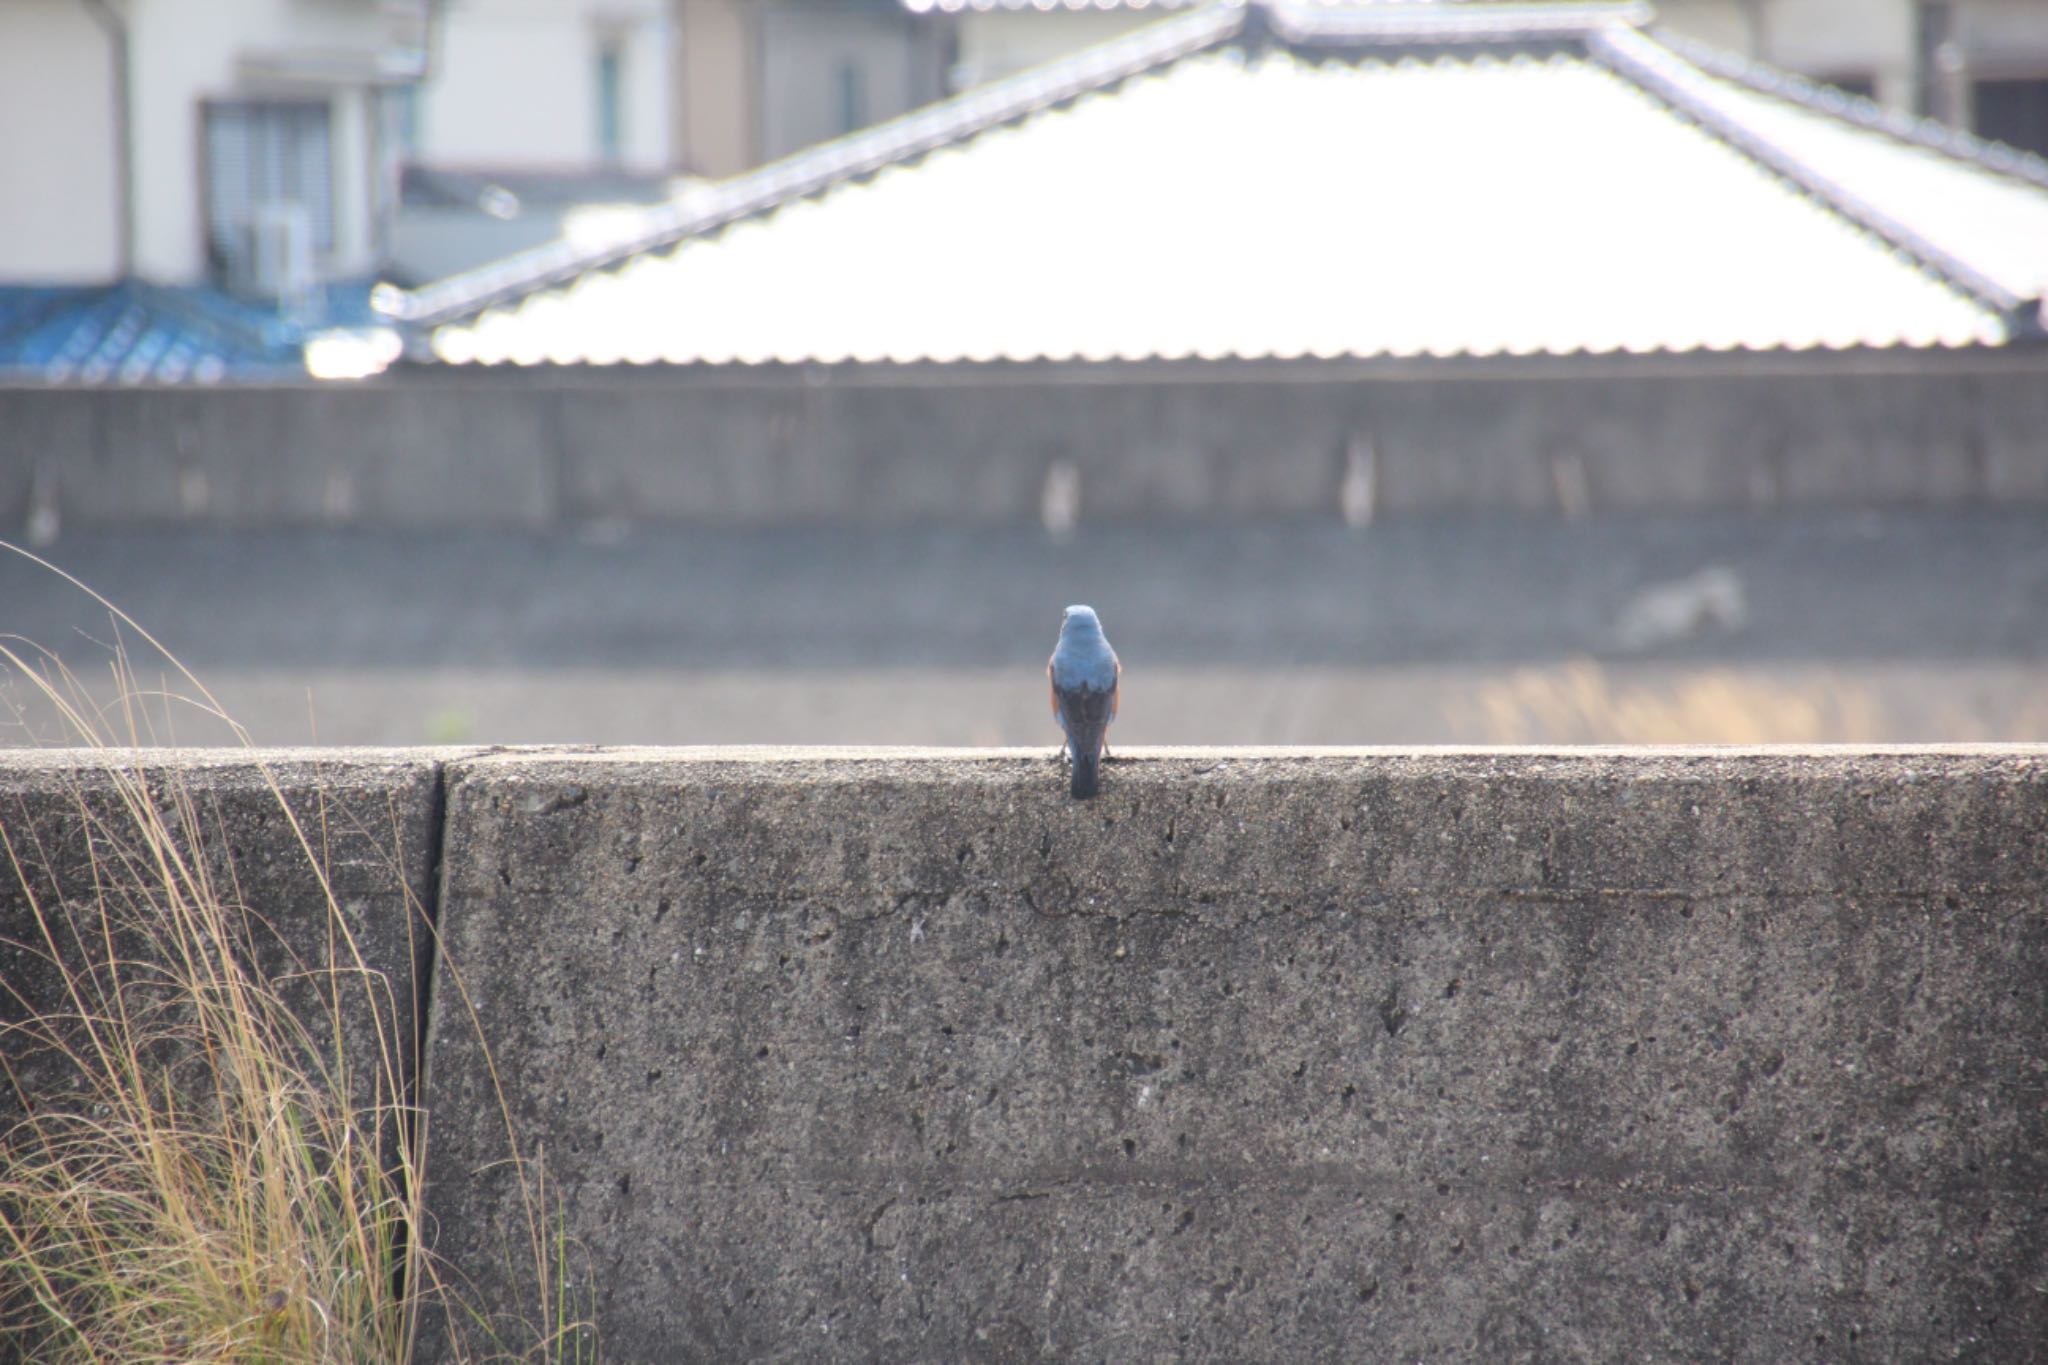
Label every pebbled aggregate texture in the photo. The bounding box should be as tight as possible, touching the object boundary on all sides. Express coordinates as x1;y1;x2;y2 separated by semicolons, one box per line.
421;748;2048;1362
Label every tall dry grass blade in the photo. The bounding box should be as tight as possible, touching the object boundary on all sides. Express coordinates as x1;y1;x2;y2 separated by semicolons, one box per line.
0;540;596;1362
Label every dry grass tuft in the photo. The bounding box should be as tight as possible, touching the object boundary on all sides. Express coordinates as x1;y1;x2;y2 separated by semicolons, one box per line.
0;543;594;1363
1465;658;1888;745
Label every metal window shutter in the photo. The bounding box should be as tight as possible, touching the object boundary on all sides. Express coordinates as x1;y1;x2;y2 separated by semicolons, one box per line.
204;102;336;255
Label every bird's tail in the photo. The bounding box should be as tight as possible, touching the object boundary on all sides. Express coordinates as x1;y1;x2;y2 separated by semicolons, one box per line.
1070;748;1101;800
1056;684;1115;800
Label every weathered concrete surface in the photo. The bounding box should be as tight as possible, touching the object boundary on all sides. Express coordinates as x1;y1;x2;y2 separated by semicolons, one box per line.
423;747;2048;1361
0;750;447;1121
0;385;557;530
8;349;2048;530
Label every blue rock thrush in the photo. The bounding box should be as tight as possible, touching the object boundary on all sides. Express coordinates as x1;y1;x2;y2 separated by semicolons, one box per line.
1048;604;1120;799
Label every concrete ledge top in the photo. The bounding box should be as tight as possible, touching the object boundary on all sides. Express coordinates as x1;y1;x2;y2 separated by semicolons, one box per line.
5;743;2045;766
0;747;456;787
0;746;481;767
2;744;2042;799
442;743;2048;762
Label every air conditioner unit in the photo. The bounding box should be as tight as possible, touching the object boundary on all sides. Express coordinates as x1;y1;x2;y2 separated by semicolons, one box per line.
233;201;317;313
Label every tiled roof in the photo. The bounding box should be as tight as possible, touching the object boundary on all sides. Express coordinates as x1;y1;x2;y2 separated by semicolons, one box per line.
388;0;2048;367
0;280;379;384
1599;29;2048;317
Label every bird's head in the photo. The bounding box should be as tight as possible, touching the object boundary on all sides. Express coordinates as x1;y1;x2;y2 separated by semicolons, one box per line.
1060;605;1103;639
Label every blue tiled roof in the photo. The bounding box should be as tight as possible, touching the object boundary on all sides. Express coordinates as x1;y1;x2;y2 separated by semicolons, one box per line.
0;279;380;384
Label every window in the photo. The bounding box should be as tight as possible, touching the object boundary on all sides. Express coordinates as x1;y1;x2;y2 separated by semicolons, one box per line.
203;99;334;266
1975;77;2048;158
596;42;624;163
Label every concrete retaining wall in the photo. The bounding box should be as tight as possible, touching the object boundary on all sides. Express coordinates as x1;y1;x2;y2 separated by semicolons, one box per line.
5;747;2046;1359
6;351;2048;528
0;750;442;1125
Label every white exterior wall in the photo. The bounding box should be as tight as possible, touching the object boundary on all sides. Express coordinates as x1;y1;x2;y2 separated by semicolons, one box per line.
620;3;672;168
327;83;376;270
122;0;414;281
416;0;671;171
0;0;121;281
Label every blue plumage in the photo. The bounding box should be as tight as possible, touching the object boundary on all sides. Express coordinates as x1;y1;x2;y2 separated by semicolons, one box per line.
1048;605;1121;799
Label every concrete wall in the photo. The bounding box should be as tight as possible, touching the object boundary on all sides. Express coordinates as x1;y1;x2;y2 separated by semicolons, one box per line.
4;746;2044;1359
6;351;2048;530
419;746;2048;1361
0;750;442;1126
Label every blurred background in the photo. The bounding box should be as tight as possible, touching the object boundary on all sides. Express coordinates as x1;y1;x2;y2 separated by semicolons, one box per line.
2;0;2045;749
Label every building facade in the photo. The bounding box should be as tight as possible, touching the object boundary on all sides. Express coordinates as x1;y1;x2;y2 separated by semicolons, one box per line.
0;0;685;376
412;0;672;173
0;0;432;290
1658;0;2048;152
674;0;950;177
912;0;2048;159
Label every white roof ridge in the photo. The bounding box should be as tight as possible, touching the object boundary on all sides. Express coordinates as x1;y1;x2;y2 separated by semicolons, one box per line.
1651;26;2048;196
1593;26;2039;325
